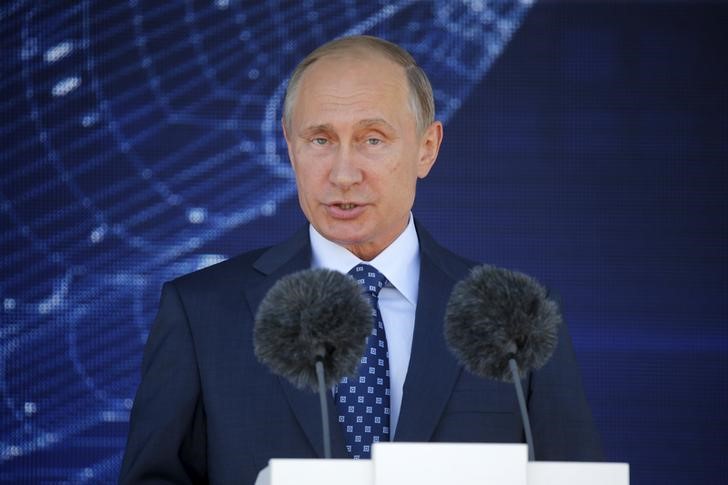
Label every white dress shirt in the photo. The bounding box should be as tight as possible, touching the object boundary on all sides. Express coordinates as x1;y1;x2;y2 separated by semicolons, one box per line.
309;215;420;438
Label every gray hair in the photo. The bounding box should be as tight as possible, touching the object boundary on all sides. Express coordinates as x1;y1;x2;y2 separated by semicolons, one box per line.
282;35;435;135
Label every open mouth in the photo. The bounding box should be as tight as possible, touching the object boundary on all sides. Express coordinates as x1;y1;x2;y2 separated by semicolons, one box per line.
336;203;357;210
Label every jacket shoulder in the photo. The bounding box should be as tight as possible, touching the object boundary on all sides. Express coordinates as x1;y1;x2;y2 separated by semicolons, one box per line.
415;221;478;281
172;246;268;290
169;225;310;294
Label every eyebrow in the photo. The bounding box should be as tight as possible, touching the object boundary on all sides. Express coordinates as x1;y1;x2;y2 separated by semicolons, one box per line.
299;124;334;136
355;118;395;131
299;118;395;136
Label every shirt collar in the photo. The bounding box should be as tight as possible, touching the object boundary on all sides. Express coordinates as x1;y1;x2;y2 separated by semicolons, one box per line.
309;215;420;306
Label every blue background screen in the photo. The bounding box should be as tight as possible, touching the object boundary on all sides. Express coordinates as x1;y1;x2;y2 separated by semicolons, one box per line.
1;1;726;483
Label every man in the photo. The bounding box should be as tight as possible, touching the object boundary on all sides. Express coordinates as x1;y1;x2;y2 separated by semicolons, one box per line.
120;35;602;484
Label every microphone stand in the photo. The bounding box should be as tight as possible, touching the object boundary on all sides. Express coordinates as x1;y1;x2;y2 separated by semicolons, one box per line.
508;358;535;461
314;357;332;459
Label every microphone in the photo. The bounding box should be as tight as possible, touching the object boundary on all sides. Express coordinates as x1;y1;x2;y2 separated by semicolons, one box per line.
444;264;560;461
253;268;373;458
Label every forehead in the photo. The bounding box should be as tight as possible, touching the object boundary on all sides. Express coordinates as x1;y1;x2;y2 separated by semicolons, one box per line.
304;49;407;86
292;52;413;127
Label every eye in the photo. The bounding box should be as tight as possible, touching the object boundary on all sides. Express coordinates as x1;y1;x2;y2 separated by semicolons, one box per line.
366;137;382;146
312;137;328;146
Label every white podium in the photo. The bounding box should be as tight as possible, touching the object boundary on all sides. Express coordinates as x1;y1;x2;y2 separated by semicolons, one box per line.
255;443;629;485
255;458;372;485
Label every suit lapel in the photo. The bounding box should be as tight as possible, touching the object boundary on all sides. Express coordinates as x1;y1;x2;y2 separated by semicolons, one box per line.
276;378;348;458
243;225;347;458
393;225;467;442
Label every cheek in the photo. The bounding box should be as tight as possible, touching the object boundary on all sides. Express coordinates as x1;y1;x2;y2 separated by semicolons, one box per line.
381;167;417;209
385;154;420;191
294;162;325;189
293;171;318;207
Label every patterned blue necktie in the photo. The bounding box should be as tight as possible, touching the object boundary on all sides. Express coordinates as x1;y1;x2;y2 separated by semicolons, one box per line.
336;264;391;459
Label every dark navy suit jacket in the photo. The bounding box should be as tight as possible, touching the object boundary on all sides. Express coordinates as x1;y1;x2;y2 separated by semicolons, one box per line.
119;223;602;484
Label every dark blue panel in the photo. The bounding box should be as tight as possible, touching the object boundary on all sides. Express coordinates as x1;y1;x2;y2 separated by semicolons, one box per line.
1;1;726;483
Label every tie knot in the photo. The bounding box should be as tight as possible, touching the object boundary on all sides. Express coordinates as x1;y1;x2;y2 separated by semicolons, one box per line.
348;264;388;298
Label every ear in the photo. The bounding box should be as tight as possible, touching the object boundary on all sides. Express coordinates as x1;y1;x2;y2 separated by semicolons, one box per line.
416;121;443;179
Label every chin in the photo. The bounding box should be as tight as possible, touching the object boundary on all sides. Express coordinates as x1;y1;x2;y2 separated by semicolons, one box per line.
321;225;369;246
321;218;364;235
326;231;367;247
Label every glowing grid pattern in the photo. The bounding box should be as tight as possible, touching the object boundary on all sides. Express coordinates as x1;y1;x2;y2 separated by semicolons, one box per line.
0;0;532;481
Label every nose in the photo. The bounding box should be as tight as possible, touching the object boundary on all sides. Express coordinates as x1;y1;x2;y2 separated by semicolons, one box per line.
328;144;362;189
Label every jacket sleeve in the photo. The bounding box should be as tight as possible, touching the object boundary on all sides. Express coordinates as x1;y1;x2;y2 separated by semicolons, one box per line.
119;281;208;484
527;318;604;461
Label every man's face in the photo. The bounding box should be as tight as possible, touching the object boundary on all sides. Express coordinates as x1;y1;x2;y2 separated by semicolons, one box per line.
283;52;442;261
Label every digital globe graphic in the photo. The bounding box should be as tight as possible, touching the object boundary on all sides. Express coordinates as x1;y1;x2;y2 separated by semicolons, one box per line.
1;1;533;481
